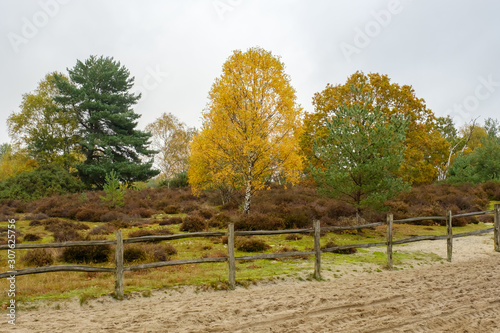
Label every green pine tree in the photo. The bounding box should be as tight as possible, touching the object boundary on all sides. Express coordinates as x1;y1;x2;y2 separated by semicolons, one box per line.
311;88;410;215
54;55;159;188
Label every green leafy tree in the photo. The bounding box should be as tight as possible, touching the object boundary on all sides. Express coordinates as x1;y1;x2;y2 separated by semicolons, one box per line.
447;118;500;184
0;165;85;201
302;72;448;185
311;89;410;216
7;73;80;170
54;55;159;188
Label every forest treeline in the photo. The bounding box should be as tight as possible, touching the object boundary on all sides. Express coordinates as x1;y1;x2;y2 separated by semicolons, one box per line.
1;47;499;216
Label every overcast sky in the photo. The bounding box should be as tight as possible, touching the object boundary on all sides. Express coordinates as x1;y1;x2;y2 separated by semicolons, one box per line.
1;0;499;145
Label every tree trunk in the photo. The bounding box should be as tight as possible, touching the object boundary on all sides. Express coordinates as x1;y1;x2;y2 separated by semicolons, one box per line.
243;163;254;214
243;182;252;214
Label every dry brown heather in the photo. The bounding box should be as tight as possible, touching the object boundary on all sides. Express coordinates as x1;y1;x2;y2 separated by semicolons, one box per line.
0;182;498;231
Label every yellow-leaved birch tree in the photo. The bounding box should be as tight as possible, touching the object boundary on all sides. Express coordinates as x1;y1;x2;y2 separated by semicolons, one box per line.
188;47;303;213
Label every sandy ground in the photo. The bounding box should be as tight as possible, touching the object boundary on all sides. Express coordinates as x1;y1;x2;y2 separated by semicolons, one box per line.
3;233;500;333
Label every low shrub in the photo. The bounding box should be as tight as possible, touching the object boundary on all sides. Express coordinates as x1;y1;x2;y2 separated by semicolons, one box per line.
99;211;127;223
128;208;155;218
197;208;214;220
23;233;42;242
128;227;173;238
482;181;500;200
61;237;112;263
89;223;117;236
236;237;270;252
25;213;49;221
124;243;177;263
74;206;109;222
124;246;147;263
181;202;198;213
53;228;82;242
283;212;310;229
163;205;180;214
28;220;43;227
322;241;357;254
326;201;357;219
234;213;285;231
285;234;303;241
150;243;177;261
159;217;183;226
180;215;207;232
208;213;232;228
22;249;54;266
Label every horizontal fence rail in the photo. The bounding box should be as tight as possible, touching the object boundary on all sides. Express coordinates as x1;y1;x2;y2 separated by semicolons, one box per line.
1;205;499;299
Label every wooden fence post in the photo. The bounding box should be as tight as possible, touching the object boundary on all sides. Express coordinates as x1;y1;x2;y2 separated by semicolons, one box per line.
313;220;321;280
114;230;124;300
228;223;236;289
386;214;393;270
446;210;453;262
494;204;500;252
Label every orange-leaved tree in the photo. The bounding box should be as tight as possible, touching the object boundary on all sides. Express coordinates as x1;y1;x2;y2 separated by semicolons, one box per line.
301;71;449;185
188;47;303;213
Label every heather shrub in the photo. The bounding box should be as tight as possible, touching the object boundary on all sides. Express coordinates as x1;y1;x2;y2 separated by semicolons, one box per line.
124;243;177;263
23;233;42;242
25;213;49;221
99;211;127;222
283;212;310;229
326;201;357;219
128;227;172;238
149;243;177;261
208;213;232;228
180;215;207;232
28;220;43;227
53;228;82;242
108;219;130;229
61;237;111;263
124;246;147;263
163;205;180;214
236;237;270;252
285;234;303;241
181;202;199;213
89;223;117;236
197;208;215;220
234;213;285;231
128;208;154;218
482;181;500;200
75;206;108;222
23;249;54;266
159;217;183;226
322;241;357;254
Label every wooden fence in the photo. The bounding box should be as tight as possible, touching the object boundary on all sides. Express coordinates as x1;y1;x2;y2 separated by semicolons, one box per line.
1;204;499;300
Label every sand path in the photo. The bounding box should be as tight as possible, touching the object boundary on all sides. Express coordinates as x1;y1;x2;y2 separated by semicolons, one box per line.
3;234;500;333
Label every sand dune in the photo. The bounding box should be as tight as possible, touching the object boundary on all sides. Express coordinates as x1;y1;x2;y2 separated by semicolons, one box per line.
5;234;500;333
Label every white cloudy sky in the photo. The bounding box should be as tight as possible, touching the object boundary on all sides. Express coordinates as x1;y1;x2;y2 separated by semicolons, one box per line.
1;0;499;145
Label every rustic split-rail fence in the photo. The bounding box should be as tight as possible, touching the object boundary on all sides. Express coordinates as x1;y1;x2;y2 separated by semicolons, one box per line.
1;204;499;300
